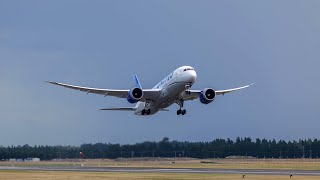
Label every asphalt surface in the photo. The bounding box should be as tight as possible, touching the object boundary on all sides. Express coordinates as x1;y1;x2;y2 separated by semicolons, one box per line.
1;166;320;176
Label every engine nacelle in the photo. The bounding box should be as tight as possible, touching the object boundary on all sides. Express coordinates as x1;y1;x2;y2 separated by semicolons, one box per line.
199;88;216;104
127;87;143;104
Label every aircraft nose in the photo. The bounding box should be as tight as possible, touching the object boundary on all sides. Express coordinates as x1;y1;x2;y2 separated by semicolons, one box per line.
189;70;197;83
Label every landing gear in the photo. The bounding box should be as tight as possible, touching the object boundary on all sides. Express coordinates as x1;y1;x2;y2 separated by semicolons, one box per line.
141;101;151;115
176;99;186;116
141;109;151;115
185;84;191;95
177;109;186;115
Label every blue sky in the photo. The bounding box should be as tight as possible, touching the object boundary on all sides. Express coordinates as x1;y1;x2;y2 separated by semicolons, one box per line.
0;1;319;146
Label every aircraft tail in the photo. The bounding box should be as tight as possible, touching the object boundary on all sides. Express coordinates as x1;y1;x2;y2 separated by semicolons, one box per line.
134;74;142;89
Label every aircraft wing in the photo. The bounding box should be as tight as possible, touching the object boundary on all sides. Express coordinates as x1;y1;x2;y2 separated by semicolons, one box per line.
100;107;169;111
46;81;162;101
183;84;253;101
100;107;137;111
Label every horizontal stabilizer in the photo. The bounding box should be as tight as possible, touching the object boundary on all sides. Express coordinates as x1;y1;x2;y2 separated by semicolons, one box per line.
100;107;137;111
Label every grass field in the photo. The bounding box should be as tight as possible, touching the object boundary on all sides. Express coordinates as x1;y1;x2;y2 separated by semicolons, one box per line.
1;158;320;179
0;171;318;180
2;158;320;170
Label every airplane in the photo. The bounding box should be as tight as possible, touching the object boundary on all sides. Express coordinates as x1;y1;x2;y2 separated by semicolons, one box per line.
47;66;252;116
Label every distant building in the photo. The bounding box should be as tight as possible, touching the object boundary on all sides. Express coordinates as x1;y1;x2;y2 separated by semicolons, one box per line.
25;158;40;162
8;158;40;162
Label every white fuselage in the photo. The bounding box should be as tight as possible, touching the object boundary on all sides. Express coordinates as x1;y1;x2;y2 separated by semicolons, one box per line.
134;66;197;115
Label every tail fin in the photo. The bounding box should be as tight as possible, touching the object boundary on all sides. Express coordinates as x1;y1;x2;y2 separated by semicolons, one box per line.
134;74;142;89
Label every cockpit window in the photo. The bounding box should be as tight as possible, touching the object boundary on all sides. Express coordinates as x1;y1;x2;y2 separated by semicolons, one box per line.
184;68;194;72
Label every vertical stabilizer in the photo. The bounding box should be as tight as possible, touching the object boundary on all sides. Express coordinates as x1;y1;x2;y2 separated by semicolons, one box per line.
134;74;142;89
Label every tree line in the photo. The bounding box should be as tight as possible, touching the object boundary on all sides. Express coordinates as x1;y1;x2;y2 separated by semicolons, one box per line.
1;137;320;160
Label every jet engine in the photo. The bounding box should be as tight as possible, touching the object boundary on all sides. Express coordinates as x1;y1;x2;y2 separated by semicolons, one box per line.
127;87;143;103
199;88;216;104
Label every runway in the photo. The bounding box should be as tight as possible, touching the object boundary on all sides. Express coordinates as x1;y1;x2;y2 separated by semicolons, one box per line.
1;166;320;176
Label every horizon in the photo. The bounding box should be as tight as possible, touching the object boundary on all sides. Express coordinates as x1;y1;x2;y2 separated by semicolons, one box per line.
1;136;318;147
